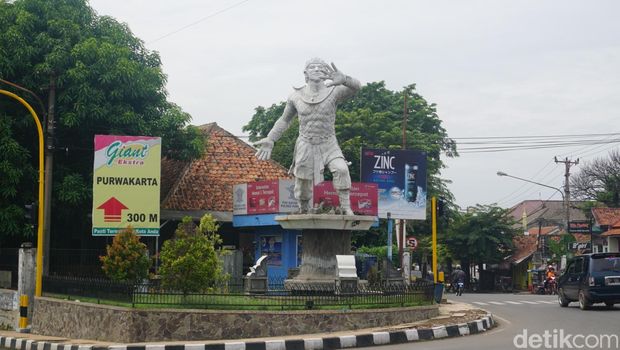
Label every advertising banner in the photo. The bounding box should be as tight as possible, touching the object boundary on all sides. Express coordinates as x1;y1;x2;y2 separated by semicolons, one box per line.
361;148;427;220
247;180;279;214
313;182;378;216
568;220;591;233
233;179;298;215
92;135;161;236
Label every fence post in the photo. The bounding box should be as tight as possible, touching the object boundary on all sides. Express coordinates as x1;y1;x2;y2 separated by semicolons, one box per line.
18;242;36;331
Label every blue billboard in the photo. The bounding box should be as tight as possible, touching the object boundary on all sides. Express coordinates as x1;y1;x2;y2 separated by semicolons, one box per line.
360;148;427;220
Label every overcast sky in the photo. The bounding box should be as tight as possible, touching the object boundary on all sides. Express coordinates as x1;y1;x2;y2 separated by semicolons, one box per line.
88;0;620;210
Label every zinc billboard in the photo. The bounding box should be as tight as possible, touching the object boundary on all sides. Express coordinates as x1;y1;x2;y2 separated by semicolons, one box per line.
361;148;427;220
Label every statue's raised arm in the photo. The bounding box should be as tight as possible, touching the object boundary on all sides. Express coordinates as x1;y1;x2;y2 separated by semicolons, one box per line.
254;58;360;215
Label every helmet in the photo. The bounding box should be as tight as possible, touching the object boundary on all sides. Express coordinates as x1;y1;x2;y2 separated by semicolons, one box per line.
455;265;461;269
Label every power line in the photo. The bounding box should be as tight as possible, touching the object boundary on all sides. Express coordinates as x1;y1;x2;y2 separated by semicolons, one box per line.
147;0;253;44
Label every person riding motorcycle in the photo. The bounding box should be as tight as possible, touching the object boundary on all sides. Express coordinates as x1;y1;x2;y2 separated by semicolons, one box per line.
544;265;556;293
451;265;466;296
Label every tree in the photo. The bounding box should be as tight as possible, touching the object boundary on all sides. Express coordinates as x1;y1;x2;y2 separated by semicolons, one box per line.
158;215;228;293
0;0;205;241
243;82;459;247
446;204;517;284
99;226;151;282
571;149;620;206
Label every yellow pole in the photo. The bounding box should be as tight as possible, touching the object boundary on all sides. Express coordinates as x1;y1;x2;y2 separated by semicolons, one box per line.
432;196;437;283
0;90;45;297
19;295;28;329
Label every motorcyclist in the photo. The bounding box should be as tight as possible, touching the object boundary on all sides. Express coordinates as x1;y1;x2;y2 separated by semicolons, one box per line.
451;265;466;296
544;265;556;292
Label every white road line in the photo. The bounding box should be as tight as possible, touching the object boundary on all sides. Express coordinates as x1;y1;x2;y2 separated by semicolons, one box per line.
488;301;506;305
519;300;540;304
537;300;557;304
504;301;523;305
473;302;489;305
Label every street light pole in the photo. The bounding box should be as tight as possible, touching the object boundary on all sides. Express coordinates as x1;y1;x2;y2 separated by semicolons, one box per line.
496;171;569;232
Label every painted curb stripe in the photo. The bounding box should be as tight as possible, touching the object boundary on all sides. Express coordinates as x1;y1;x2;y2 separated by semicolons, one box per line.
283;340;304;350
353;335;372;348
417;328;434;340
446;325;460;337
338;336;355;349
265;340;285;350
371;332;389;345
302;338;322;350
203;344;222;350
224;342;245;350
164;346;184;350
457;323;470;336
405;329;419;342
432;326;448;339
0;316;495;350
243;342;263;350
322;337;340;350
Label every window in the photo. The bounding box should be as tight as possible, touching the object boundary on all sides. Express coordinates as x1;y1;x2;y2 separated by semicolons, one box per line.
574;258;583;274
567;262;575;275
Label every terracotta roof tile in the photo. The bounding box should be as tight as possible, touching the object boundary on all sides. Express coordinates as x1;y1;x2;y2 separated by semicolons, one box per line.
601;228;620;237
592;207;620;227
161;123;291;212
510;235;538;263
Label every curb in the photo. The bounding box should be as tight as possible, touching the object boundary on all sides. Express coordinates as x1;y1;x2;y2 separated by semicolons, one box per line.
0;314;494;350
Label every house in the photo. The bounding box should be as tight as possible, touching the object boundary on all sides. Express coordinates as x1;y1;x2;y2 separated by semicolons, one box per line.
160;122;295;278
592;207;620;252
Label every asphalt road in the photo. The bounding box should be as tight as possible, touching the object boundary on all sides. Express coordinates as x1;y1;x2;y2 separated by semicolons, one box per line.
368;292;620;350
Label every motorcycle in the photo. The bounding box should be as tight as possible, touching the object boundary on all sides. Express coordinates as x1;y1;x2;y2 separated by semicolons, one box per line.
545;276;557;295
455;282;465;296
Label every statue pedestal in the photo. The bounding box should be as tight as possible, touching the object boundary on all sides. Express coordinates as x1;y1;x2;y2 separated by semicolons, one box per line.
275;214;375;290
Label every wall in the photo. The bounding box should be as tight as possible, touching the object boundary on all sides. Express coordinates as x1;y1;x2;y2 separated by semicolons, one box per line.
0;289;18;330
32;297;438;343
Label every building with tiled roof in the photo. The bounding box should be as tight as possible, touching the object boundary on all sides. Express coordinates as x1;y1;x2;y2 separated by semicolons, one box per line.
508;200;587;232
592;207;620;252
160;123;291;222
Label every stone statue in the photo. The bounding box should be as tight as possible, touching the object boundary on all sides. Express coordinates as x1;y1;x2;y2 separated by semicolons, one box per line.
255;58;361;215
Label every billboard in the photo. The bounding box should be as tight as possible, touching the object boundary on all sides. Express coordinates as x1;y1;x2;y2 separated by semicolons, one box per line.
313;182;378;216
233;179;297;215
361;148;427;220
92;135;161;236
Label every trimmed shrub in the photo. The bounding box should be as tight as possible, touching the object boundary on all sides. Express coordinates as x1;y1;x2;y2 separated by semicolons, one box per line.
100;226;151;282
159;214;228;293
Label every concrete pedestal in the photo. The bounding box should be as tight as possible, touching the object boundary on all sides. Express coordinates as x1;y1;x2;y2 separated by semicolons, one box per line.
275;214;375;290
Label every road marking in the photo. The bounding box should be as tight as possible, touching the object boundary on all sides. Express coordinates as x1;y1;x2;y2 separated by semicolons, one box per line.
488;301;506;305
519;300;539;304
537;300;557;304
473;302;489;305
504;301;522;305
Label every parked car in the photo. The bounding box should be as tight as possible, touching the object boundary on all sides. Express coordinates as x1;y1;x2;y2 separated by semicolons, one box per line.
557;252;620;310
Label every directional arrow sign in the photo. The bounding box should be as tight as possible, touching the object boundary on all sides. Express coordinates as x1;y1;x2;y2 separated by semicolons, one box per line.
97;197;128;222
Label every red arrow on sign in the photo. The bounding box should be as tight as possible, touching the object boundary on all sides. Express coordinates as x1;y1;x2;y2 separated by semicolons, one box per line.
97;197;128;222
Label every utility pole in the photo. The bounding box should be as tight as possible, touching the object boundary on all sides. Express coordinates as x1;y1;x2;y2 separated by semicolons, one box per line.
43;75;56;275
398;91;408;267
554;156;579;234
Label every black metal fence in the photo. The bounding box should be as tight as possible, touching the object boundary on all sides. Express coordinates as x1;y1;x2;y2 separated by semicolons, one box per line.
43;275;435;310
0;248;19;289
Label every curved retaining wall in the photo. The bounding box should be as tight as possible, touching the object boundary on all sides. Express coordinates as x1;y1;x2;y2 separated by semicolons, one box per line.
32;297;438;343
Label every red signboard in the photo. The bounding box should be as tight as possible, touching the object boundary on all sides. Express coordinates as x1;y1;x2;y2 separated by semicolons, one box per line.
313;182;378;216
247;180;279;214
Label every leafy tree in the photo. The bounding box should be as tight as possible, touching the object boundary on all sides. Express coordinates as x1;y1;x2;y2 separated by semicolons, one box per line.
0;0;205;241
159;215;228;293
446;204;517;284
571;149;620;206
547;234;576;264
99;226;151;282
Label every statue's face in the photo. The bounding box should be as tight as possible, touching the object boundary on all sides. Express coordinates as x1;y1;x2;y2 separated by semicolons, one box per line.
305;63;328;82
